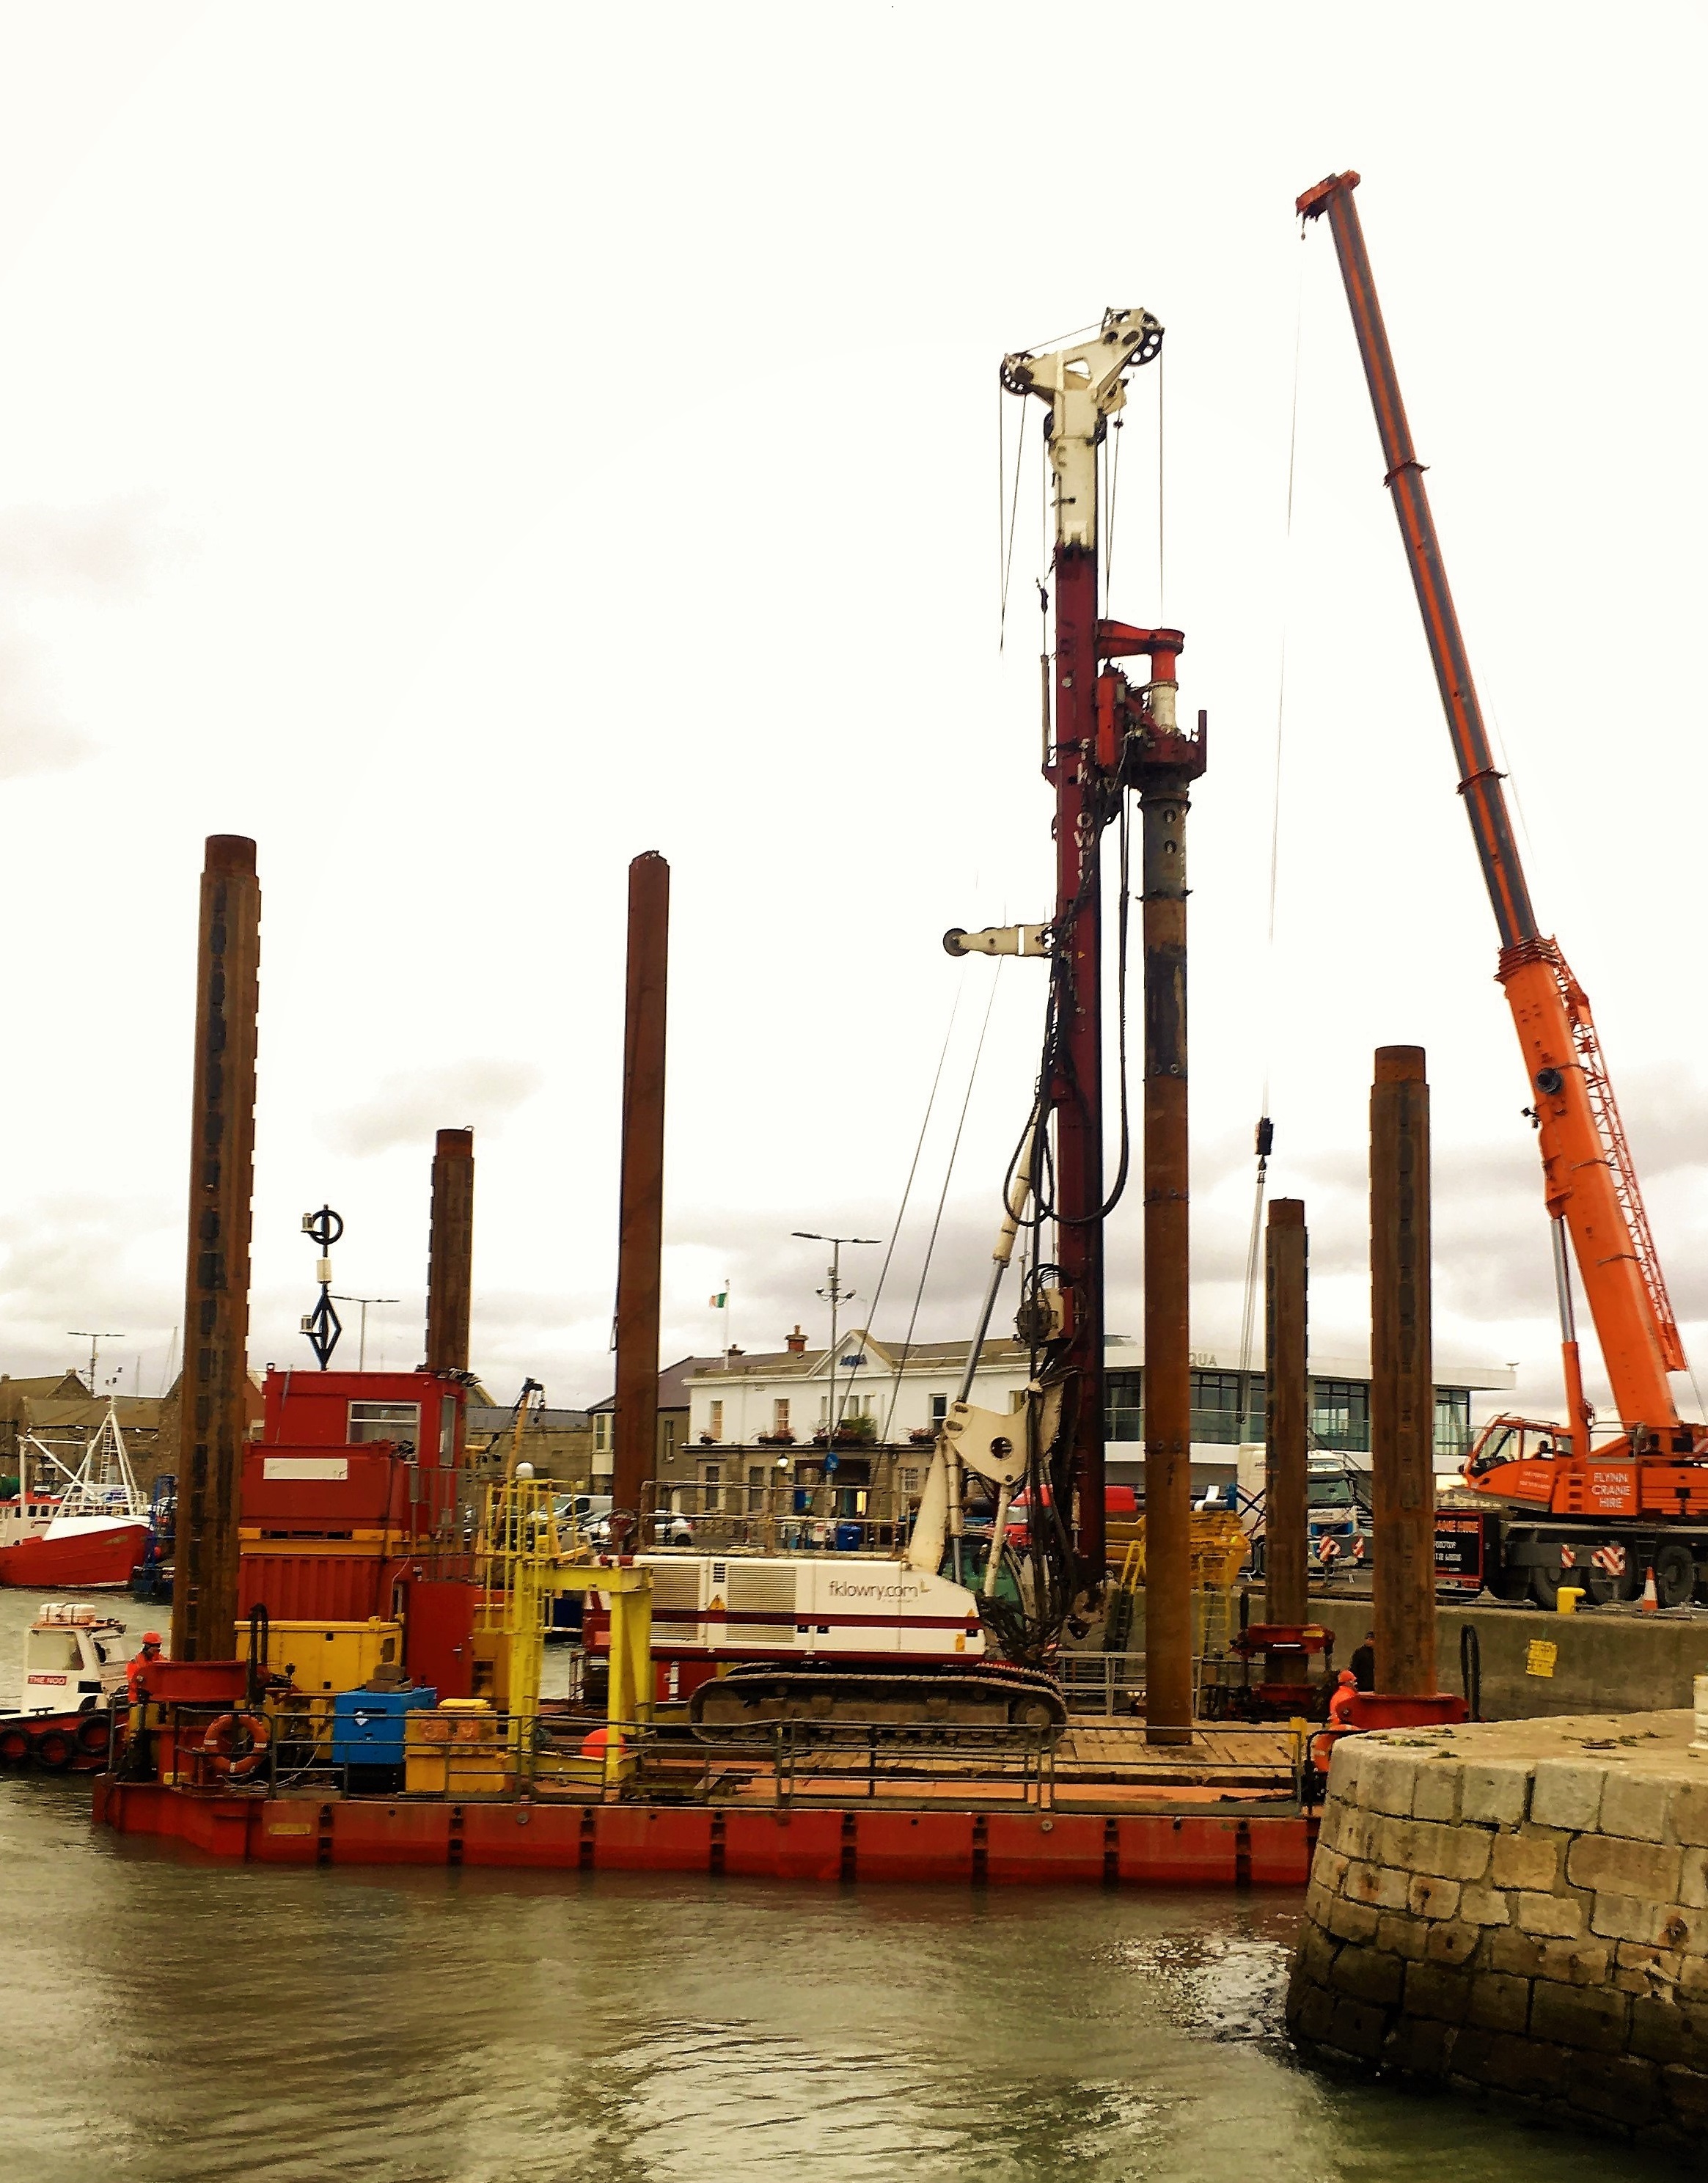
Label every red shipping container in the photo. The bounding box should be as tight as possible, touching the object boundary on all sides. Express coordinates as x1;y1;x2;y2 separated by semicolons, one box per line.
241;1445;408;1530
237;1552;396;1625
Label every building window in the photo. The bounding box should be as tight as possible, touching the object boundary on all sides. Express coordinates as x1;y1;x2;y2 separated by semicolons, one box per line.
774;1398;791;1435
1434;1387;1471;1464
593;1413;611;1455
1106;1371;1143;1442
930;1393;948;1424
708;1400;723;1441
1311;1379;1370;1453
348;1401;420;1459
1190;1371;1246;1446
700;1460;722;1514
747;1464;764;1512
900;1467;920;1494
661;1416;678;1458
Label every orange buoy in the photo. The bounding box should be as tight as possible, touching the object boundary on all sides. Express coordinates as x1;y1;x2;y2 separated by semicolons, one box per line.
579;1725;626;1760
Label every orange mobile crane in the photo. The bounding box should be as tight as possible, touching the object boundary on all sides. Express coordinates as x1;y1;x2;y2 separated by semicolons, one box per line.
1300;172;1708;1609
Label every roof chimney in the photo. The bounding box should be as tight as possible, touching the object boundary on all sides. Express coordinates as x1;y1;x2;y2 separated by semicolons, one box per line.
785;1325;807;1354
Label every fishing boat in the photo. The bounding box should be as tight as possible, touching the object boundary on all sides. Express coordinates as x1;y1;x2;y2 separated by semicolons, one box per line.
0;1600;138;1769
0;1404;149;1591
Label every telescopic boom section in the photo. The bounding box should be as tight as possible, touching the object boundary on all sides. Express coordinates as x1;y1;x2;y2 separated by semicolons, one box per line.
1298;172;1685;1443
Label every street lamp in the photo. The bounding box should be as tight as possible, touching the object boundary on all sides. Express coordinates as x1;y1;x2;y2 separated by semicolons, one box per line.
330;1295;400;1372
791;1231;879;1457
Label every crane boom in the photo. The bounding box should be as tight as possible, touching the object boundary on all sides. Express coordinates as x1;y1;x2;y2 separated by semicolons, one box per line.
1298;170;1685;1445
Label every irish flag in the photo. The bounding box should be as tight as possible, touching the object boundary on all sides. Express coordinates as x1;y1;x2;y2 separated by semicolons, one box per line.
709;1290;727;1308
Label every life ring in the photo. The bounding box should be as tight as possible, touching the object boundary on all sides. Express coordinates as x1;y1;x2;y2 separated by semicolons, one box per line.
32;1727;75;1772
202;1711;271;1781
75;1712;112;1755
0;1725;32;1766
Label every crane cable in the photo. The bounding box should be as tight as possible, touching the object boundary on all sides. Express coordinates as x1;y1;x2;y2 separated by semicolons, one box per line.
879;960;1005;1442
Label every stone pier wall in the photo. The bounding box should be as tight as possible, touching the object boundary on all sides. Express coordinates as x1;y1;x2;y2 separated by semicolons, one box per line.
1286;1710;1708;2151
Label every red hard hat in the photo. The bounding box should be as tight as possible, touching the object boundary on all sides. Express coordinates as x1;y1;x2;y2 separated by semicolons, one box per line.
1337;1668;1356;1685
141;1633;163;1648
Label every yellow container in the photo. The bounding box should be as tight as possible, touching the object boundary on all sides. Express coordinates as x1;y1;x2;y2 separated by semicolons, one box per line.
235;1618;403;1695
403;1701;511;1796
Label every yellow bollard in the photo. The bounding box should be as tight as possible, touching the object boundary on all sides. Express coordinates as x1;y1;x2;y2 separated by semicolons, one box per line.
1556;1587;1583;1615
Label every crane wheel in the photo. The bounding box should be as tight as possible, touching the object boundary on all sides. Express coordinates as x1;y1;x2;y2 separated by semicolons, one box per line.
1654;1541;1697;1610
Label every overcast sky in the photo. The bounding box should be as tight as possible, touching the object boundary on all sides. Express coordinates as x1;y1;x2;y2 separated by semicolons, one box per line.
0;3;1703;1429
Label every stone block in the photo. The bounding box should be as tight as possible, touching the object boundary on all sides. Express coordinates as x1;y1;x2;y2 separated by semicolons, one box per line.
1681;1848;1708;1910
1669;1780;1708;1848
1491;1827;1564;1892
1304;1879;1334;1929
1599;1771;1671;1844
1460;1760;1530;1828
1565;2050;1660;2126
1407;1874;1459;1920
1467;1971;1531;2033
1327;1896;1380;1945
1530;1979;1631;2054
1325;1995;1389;2061
1298;1918;1340;1988
1459;1884;1511;1927
1517;1891;1583;1939
1381;1816;1492;1882
1377;1911;1427;1962
1326;1741;1367;1805
1330;1945;1405;2006
1424;1920;1481;1967
1566;1833;1682;1903
1382;2012;1457;2078
1633;1999;1708;2061
1290;1979;1337;2044
1312;1846;1350;1895
1344;1860;1409;1910
1489;1930;1610;1986
1455;2031;1570;2098
1404;1959;1473;2023
1411;1761;1459;1824
1360;1750;1419;1818
1591;1893;1667;1945
1661;2063;1708;2129
1531;1759;1606;1833
1680;1957;1708;2000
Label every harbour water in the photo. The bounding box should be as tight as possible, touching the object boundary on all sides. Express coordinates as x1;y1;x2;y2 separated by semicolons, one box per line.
0;1595;1676;2182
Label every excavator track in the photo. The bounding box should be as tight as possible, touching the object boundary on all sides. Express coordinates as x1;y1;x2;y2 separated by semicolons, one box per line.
688;1662;1069;1747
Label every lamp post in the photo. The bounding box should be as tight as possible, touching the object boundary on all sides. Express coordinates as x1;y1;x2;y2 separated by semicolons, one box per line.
791;1232;879;1459
330;1294;400;1372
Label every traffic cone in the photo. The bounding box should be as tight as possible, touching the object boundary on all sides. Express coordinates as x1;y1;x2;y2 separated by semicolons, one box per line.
1641;1565;1660;1614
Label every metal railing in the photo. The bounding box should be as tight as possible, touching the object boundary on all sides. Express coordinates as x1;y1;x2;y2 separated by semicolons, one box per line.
642;1475;920;1555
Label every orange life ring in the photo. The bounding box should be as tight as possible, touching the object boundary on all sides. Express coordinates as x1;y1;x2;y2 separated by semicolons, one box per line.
202;1711;271;1781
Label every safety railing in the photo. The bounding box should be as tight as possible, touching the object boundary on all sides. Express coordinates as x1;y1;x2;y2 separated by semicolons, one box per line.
640;1476;920;1556
763;1717;1056;1810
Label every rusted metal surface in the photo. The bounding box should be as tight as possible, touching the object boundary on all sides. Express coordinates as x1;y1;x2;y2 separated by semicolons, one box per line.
172;835;260;1662
1264;1199;1309;1635
1135;692;1203;1745
612;852;670;1529
1049;546;1107;1579
425;1126;474;1372
1370;1045;1436;1697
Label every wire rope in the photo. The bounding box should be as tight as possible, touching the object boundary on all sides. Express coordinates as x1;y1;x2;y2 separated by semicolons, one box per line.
879;961;1005;1440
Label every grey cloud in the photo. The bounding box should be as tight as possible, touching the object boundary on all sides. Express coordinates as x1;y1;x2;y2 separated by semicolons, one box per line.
0;631;89;779
323;1060;545;1157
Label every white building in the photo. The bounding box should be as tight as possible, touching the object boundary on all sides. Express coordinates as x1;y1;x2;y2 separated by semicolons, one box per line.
683;1329;1514;1500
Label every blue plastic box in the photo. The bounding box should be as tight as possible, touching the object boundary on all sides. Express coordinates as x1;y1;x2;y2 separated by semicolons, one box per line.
331;1685;438;1766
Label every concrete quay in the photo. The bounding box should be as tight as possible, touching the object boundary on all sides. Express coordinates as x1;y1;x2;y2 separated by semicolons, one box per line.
1286;1709;1708;2152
